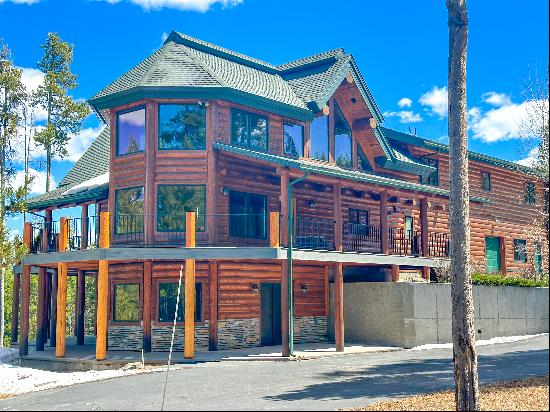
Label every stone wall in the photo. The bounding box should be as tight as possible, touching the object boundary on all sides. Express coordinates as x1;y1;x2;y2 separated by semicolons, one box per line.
108;326;144;351
217;318;260;350
151;322;209;352
294;316;328;344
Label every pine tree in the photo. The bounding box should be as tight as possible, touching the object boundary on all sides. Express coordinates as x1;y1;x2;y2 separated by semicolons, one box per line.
32;33;90;193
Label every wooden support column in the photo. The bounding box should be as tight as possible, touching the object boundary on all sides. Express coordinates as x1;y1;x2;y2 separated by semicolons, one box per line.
280;170;290;247
334;263;344;352
96;211;110;361
11;272;20;344
143;261;152;352
281;259;290;357
81;204;89;250
420;197;429;257
269;211;280;248
49;270;58;347
333;182;343;251
36;267;48;351
208;260;218;351
19;222;32;356
380;191;389;254
144;101;157;246
55;217;69;358
422;267;430;282
45;273;51;341
391;265;400;282
206;102;218;245
184;211;196;359
500;236;507;274
328;98;335;164
76;270;86;345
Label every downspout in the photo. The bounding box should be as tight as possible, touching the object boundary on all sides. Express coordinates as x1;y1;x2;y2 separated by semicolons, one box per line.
287;171;311;356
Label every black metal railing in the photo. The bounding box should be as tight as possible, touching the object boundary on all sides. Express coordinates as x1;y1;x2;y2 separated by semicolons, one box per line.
389;228;421;256
29;220;60;254
67;216;101;251
343;223;381;253
294;216;335;250
428;232;450;258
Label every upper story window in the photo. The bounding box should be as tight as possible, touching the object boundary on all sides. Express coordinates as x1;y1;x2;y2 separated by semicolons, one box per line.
283;123;304;157
481;171;491;191
157;184;206;232
419;158;439;187
117;107;146;156
358;146;373;172
310;115;329;162
231;109;268;151
525;182;536;204
349;209;369;226
115;187;144;235
334;104;352;168
513;239;527;263
158;104;206;150
228;191;267;239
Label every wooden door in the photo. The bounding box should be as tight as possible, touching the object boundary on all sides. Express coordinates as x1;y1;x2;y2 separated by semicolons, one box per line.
261;283;282;346
485;237;501;273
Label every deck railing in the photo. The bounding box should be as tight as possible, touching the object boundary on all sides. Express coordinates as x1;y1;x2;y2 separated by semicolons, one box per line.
294;216;335;250
343;223;381;253
428;232;450;258
29;221;59;254
389;228;420;256
67;216;101;251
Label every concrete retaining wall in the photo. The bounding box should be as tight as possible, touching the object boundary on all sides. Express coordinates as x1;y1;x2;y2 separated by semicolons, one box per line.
329;283;549;348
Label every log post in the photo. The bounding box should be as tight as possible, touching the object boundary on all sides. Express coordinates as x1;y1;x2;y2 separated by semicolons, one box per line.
49;270;58;347
184;211;197;359
76;270;86;345
81;204;89;250
36;267;48;351
206;103;218;246
19;222;32;356
334;263;344;352
328;98;335;163
144;101;157;246
380;191;389;254
391;265;400;282
269;211;280;248
208;260;218;351
96;211;110;361
143;261;152;352
11;272;20;344
281;259;290;357
280;170;290;247
333;183;343;251
420;197;429;257
422;267;430;282
55;217;69;358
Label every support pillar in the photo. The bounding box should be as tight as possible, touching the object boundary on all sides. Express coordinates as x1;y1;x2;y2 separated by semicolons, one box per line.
422;267;430;282
269;211;280;248
420;197;429;257
49;270;58;347
333;182;343;251
11;272;20;344
36;267;48;351
184;211;196;359
76;270;86;345
96;211;110;361
143;261;152;352
55;217;69;358
19;265;31;356
391;265;400;282
281;259;290;357
334;263;344;352
208;260;218;351
280;170;290;246
380;191;389;254
81;204;89;250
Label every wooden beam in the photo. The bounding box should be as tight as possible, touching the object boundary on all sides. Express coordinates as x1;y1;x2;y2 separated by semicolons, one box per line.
328;98;335;164
422;266;430;282
49;270;58;347
35;267;48;351
334;263;344;352
420;198;429;257
208;260;218;351
144;101;157;246
333;183;343;251
184;211;196;359
500;236;507;274
10;273;20;344
19;265;31;356
391;265;400;282
96;212;110;361
269;211;280;248
143;261;152;352
55;217;69;358
280;170;290;247
76;270;85;345
206;102;218;246
81;204;89;250
281;260;290;357
380;192;389;254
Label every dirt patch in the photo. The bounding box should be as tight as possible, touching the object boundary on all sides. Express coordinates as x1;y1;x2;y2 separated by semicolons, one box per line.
348;375;549;411
0;394;15;400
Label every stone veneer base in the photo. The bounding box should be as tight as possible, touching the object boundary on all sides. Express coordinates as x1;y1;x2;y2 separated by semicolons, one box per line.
108;325;144;351
217;318;260;350
293;316;328;344
151;322;209;352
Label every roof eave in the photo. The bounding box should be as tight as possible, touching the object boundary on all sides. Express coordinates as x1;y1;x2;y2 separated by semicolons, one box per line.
26;185;109;212
374;156;436;177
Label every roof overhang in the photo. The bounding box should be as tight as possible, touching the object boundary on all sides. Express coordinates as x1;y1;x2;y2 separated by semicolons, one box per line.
26;183;109;212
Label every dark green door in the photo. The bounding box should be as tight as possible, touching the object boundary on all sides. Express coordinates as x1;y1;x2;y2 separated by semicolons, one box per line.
485;237;501;273
261;283;282;346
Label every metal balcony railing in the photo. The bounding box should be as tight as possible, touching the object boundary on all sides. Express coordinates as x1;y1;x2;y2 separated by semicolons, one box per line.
293;216;335;250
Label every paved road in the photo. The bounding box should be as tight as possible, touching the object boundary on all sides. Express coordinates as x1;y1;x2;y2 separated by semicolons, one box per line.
1;335;548;411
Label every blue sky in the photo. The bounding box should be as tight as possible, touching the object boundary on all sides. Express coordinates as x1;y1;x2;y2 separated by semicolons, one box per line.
0;0;548;233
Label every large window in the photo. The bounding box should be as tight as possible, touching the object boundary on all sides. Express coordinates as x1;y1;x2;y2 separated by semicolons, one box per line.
420;158;439;187
231;109;268;151
228;191;267;239
113;283;140;322
117;107;146;156
513;239;527;263
358;146;373;172
349;209;369;226
535;243;543;274
310;115;329;162
283;123;304;157
334;104;352;168
115;187;144;235
481;171;491;191
157;185;206;232
525;182;536;204
158;104;206;150
158;282;202;323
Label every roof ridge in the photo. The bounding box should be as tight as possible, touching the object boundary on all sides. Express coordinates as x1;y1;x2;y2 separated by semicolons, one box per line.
277;48;346;71
174;43;228;88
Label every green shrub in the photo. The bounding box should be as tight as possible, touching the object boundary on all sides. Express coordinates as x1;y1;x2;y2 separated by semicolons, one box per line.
472;273;549;287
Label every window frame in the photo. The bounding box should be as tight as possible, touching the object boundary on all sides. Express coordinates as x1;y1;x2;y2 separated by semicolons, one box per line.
157;103;207;151
310;115;330;162
228;190;268;240
357;145;373;172
156;184;207;233
333;102;353;169
283;122;305;158
419;158;439;187
114;186;145;235
513;239;528;263
525;182;536;205
481;171;492;191
116;106;146;157
349;209;369;226
157;281;203;324
111;282;142;324
230;108;269;151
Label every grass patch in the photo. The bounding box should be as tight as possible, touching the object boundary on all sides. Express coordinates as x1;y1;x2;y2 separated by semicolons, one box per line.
472;273;549;287
348;375;549;411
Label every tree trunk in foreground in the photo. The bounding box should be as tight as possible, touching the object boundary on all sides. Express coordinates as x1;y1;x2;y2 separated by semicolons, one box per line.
446;0;480;410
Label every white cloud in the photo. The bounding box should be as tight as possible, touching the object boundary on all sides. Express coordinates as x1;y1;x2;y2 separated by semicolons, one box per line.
470;99;548;143
516;147;539;167
161;31;169;43
98;0;243;12
13;167;56;195
384;110;423;123
63;125;105;162
419;86;448;117
18;67;48;122
0;0;40;4
397;97;412;108
482;92;512;108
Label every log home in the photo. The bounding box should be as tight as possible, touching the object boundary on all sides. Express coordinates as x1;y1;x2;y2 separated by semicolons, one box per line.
13;32;548;359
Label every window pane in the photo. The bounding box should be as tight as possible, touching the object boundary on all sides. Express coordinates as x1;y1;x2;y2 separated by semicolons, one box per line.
115;187;144;234
229;191;267;239
159;104;206;150
310;116;329;162
358;146;373;172
157;185;206;232
525;183;536;204
231;110;249;147
334;106;352;168
158;283;202;322
117;108;145;156
482;172;491;191
420;158;439;186
113;284;140;322
249;114;268;150
284;123;304;157
514;239;527;262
